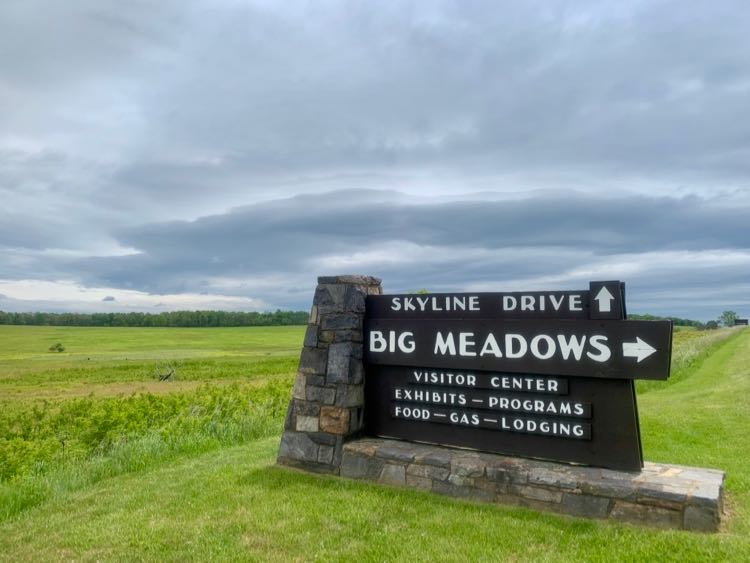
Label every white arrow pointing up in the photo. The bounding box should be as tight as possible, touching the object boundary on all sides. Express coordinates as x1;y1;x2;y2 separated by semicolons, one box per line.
622;337;657;363
594;286;615;313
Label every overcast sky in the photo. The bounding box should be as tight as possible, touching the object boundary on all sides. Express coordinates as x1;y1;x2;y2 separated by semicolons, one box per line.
2;0;749;320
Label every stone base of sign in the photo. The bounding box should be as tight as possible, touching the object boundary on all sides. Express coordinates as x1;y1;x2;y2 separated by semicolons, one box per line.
340;438;725;532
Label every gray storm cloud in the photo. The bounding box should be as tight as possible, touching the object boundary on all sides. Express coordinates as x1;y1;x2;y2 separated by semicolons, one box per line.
61;190;749;319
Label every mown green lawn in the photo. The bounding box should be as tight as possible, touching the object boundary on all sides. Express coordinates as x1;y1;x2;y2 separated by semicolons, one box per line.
0;326;748;561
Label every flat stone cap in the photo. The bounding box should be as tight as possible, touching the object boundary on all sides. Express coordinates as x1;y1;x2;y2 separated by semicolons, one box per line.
318;275;382;285
341;438;725;532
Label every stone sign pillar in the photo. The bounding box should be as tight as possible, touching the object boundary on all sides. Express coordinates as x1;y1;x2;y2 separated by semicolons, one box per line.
277;275;382;474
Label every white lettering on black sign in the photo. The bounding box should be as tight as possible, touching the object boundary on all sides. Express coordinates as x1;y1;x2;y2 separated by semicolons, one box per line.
367;330;612;362
362;281;663;471
392;386;591;418
365;318;672;381
408;370;568;393
389;295;481;312
388;369;589;441
383;292;587;317
430;331;611;362
392;405;591;440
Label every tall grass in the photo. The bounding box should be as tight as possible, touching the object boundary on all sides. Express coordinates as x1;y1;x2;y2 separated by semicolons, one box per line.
0;380;291;521
0;325;302;522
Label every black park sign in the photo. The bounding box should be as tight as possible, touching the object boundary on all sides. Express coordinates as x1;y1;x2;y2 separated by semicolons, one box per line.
363;281;672;471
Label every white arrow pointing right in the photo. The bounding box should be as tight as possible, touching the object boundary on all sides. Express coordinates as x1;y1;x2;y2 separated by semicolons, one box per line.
622;337;657;363
594;286;615;313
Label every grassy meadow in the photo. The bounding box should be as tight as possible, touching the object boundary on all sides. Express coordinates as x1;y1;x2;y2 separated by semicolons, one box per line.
0;326;302;504
0;323;749;561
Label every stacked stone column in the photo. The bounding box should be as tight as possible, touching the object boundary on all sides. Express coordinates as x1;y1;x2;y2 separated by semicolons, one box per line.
277;275;382;474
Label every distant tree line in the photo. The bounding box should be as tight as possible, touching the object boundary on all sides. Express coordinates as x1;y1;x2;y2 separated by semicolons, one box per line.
628;314;719;330
0;310;309;327
2;309;738;330
630;310;744;330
